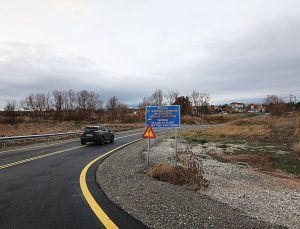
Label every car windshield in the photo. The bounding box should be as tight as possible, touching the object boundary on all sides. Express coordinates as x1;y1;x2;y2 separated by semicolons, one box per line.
84;127;98;132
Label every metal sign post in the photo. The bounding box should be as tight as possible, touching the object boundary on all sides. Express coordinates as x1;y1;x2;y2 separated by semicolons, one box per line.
142;125;156;166
145;105;180;167
175;128;178;167
147;138;150;166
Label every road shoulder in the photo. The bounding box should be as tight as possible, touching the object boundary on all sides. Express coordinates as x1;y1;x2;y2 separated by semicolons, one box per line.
96;136;285;229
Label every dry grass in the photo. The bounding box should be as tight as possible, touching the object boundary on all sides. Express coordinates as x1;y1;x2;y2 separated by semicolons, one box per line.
292;143;300;155
0;122;83;137
181;113;300;144
147;163;208;190
180;113;300;175
181;114;251;125
204;124;270;140
180;124;270;143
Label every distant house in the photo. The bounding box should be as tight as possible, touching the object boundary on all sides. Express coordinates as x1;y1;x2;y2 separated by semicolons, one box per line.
209;105;222;114
248;104;265;113
230;102;246;113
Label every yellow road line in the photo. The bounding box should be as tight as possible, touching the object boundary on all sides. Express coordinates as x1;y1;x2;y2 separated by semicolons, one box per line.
0;146;84;170
79;138;142;229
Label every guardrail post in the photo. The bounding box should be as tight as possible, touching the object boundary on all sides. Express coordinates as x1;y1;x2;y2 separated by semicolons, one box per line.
2;142;5;149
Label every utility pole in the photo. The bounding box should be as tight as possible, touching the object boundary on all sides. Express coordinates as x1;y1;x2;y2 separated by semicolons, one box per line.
289;94;297;111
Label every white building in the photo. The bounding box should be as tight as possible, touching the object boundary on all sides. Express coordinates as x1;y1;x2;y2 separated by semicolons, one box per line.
230;102;246;113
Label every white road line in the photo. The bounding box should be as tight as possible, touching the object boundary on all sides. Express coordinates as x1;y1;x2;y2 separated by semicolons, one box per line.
0;129;167;155
115;129;166;140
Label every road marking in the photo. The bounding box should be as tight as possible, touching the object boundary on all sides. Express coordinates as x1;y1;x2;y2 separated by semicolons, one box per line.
0;131;143;155
79;138;142;229
0;130;164;171
115;129;166;140
0;132;144;171
115;132;142;139
0;139;78;155
0;146;85;170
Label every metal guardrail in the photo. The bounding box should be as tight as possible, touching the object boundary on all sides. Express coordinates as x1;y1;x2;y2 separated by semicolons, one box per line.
0;132;82;149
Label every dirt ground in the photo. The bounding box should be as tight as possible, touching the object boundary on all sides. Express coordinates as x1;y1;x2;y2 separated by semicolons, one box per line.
146;139;300;228
180;113;300;175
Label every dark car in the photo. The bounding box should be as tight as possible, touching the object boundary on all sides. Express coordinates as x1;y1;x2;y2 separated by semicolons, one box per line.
80;126;114;145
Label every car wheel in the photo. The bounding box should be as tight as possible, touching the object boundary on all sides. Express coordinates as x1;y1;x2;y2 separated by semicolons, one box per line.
99;136;104;145
110;135;114;143
81;141;86;145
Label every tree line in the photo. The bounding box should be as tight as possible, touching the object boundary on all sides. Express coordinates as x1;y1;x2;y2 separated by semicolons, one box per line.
3;89;298;125
138;89;211;117
2;89;212;125
264;94;300;116
3;89;131;124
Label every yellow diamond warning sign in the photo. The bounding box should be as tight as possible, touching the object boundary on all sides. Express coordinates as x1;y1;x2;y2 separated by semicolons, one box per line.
142;125;156;139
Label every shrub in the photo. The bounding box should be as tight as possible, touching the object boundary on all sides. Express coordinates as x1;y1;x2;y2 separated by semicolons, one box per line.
147;164;208;190
292;143;300;155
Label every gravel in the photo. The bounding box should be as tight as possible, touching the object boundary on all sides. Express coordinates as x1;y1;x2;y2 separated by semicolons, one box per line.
96;135;294;228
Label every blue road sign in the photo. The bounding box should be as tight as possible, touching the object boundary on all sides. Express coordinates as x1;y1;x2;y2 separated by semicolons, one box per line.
146;105;180;128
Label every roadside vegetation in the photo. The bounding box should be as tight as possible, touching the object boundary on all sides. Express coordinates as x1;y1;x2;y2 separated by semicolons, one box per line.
180;113;300;175
148;148;209;191
2;88;300;177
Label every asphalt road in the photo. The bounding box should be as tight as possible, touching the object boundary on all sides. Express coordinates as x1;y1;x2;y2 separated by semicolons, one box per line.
0;128;149;229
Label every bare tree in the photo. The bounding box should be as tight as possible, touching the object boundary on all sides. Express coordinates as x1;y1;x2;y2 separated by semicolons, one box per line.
20;94;39;119
106;96;119;121
190;91;211;117
76;90;89;111
52;90;64;120
4;100;18;125
190;91;200;107
66;89;76;110
35;93;46;115
45;93;53;111
265;95;282;105
20;94;36;111
117;103;129;121
264;95;287;116
138;97;152;109
86;91;103;120
165;90;179;105
151;89;164;106
137;97;152;121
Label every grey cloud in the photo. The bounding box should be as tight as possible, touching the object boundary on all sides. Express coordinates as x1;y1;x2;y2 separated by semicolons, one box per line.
0;42;146;108
1;12;300;108
159;16;300;101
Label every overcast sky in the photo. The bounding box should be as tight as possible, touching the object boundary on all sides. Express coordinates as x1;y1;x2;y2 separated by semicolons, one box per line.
0;0;300;108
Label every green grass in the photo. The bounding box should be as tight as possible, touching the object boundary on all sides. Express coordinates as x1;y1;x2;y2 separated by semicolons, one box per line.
224;140;245;144
274;154;300;174
189;138;208;145
217;143;228;149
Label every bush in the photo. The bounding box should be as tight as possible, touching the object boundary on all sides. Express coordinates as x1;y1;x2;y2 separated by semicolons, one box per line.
292;143;300;155
147;164;208;190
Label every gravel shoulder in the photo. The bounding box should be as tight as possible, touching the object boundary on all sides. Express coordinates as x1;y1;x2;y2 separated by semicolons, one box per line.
96;134;295;228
